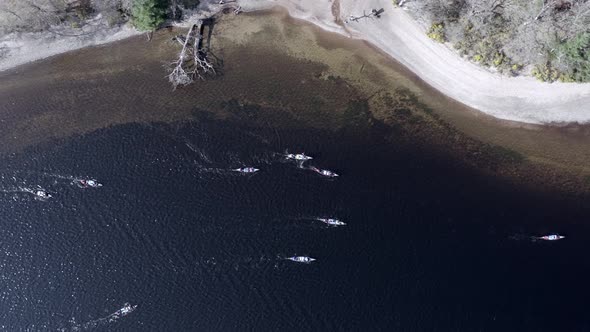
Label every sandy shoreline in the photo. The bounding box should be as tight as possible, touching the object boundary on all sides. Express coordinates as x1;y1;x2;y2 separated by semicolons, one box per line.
239;0;590;125
2;0;590;125
0;14;142;73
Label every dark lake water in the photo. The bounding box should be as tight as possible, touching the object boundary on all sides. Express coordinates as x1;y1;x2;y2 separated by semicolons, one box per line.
1;113;590;331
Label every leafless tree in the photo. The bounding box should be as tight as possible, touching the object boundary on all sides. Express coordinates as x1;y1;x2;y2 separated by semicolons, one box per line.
551;0;590;39
168;20;217;89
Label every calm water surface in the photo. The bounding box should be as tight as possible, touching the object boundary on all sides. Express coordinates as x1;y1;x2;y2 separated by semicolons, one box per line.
0;115;589;331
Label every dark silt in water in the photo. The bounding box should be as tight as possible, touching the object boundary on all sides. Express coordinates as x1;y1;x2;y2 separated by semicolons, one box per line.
1;10;590;332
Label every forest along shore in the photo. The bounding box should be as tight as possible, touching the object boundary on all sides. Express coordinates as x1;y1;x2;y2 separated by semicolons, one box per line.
1;0;590;125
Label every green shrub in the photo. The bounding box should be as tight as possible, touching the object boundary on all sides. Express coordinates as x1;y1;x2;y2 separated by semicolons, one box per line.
532;63;560;82
131;0;166;31
558;32;590;82
509;63;522;76
473;54;484;62
427;23;446;43
558;73;576;82
492;52;505;66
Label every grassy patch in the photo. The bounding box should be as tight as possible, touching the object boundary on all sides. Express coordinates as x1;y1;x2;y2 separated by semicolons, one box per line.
427;23;446;43
450;20;519;74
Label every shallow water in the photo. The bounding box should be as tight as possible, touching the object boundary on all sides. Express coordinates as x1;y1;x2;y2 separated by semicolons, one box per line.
1;9;590;332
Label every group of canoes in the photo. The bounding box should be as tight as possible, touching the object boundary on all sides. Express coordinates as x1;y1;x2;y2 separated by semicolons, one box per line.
33;178;102;200
284;231;565;264
287;153;339;178
286;218;347;263
232;152;339;178
286;153;343;263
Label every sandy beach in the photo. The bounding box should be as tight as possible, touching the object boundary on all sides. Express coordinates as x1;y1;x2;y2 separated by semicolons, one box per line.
0;14;142;73
2;0;590;125
238;0;590;125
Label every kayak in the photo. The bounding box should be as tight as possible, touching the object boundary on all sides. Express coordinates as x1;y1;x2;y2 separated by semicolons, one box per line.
286;256;316;263
537;234;565;241
316;218;346;226
77;179;103;188
35;190;51;199
286;153;313;161
310;167;339;177
233;167;259;173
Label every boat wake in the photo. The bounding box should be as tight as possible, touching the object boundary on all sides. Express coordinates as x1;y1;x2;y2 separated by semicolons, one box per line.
58;303;137;332
302;165;339;178
143;122;215;164
194;166;232;175
508;233;565;242
196;254;320;271
197;255;279;271
29;172;104;190
194;163;261;176
0;186;51;200
279;150;339;178
285;216;347;228
37;172;78;181
185;142;214;164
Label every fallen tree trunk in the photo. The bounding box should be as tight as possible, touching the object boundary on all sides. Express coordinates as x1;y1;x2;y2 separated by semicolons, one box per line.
168;24;196;88
168;20;217;89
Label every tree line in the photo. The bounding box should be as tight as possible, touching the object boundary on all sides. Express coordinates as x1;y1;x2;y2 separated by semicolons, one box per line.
0;0;200;34
402;0;590;82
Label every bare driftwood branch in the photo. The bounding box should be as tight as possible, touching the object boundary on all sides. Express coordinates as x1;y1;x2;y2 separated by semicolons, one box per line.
168;24;196;89
346;8;384;23
168;20;217;89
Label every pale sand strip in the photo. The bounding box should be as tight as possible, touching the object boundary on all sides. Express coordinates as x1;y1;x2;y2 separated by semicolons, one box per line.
0;14;142;73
